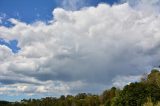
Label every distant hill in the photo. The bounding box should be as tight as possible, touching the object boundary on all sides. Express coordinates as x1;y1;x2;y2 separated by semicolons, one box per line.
0;100;11;104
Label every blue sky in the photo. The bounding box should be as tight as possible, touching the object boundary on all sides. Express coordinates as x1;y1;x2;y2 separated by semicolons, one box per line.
0;38;20;53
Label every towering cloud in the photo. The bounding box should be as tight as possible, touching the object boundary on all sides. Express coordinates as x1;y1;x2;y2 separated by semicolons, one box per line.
0;1;160;97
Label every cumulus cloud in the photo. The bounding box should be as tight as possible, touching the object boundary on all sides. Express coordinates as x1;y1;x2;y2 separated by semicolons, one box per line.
0;45;12;60
1;2;160;97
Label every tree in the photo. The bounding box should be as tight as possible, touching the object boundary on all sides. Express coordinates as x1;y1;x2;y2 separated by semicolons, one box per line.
101;87;118;106
146;69;160;87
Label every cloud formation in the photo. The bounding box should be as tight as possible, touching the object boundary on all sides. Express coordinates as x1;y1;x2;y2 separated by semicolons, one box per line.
1;2;160;97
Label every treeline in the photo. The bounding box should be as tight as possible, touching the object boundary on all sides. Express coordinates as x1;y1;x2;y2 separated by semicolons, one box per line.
1;69;160;106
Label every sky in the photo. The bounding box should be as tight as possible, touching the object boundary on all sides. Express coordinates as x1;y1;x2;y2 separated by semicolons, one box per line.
0;0;160;101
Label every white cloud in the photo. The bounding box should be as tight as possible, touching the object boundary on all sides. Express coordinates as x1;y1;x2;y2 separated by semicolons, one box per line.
0;45;12;61
1;2;160;96
112;75;142;88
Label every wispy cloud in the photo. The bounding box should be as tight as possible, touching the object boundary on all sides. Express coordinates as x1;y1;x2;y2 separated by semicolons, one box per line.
0;13;7;24
0;17;2;24
121;0;160;7
57;0;89;10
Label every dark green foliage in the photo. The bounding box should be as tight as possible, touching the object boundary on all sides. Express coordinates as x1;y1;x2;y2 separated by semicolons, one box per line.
101;87;118;106
115;83;160;106
111;70;160;106
0;101;12;106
